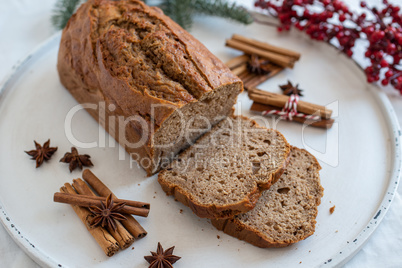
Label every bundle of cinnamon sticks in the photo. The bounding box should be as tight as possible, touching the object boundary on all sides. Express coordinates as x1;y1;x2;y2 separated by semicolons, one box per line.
225;34;301;90
55;170;148;257
249;88;334;129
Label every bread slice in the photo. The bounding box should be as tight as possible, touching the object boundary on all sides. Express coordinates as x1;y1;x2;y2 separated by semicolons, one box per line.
158;116;290;219
211;147;324;247
57;0;242;176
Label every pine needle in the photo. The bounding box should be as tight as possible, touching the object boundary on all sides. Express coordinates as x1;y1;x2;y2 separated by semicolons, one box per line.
51;0;82;30
161;0;195;30
193;0;253;25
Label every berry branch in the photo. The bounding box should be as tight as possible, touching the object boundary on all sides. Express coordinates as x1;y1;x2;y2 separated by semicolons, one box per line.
254;0;402;93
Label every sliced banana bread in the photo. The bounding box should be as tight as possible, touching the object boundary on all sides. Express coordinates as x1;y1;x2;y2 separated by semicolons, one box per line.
211;147;324;247
158;116;290;219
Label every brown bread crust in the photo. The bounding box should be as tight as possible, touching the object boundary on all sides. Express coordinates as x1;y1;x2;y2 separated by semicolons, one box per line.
158;116;290;219
57;0;242;175
211;147;324;247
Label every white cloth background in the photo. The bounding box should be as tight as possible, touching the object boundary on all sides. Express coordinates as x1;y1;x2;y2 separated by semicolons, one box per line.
0;0;401;267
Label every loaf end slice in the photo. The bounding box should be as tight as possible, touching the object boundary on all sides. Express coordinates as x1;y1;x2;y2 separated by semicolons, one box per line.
158;116;290;219
57;0;243;176
211;147;324;247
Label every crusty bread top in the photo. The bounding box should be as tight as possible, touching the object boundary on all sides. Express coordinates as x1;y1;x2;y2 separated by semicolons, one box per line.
158;116;290;218
213;147;324;247
58;0;241;127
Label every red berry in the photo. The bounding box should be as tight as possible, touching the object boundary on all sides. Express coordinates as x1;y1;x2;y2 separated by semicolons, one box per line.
365;50;371;57
380;59;389;67
382;79;389;86
366;66;374;74
387;43;396;53
346;49;353;57
396;33;402;45
385;70;394;78
279;14;287;23
365;26;375;35
367;76;375;83
294;0;302;5
360;1;367;8
339;37;348;46
336;32;344;39
375;51;384;59
339;14;346;22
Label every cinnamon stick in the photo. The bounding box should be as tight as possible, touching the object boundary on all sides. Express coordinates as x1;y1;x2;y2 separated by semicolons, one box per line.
59;190;150;209
54;193;150;217
232;34;301;60
82;169;147;239
242;72;258;84
238;70;250;80
60;184;119;257
231;63;248;76
244;67;283;90
72;179;135;249
248;88;333;119
226;39;296;68
250;102;334;129
225;54;249;69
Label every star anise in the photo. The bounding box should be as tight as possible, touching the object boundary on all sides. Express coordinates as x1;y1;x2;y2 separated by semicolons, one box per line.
280;80;304;96
247;54;272;75
88;194;127;231
59;147;93;172
144;242;181;268
25;139;58;168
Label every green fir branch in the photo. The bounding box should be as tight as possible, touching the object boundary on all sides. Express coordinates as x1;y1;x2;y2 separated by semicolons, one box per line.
51;0;253;31
51;0;83;30
193;0;253;25
161;0;195;30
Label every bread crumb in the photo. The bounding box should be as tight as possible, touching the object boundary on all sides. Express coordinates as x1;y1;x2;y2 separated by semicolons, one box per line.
299;262;302;264
180;209;183;214
217;235;220;239
330;205;336;214
335;230;338;233
153;196;156;199
131;247;135;250
138;184;140;186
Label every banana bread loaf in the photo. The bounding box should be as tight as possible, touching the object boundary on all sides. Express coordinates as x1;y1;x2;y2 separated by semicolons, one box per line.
57;0;243;175
211;147;324;247
158;116;290;219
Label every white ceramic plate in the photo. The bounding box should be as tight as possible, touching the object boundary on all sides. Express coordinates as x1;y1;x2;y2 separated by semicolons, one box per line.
0;17;401;268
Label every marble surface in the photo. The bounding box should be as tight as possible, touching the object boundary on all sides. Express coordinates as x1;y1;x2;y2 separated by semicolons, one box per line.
0;0;401;267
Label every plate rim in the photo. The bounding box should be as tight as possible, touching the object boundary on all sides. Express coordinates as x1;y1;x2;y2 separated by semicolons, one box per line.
0;32;63;268
0;30;401;268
